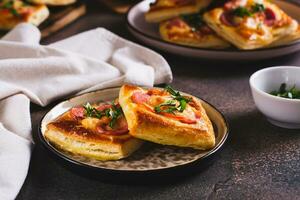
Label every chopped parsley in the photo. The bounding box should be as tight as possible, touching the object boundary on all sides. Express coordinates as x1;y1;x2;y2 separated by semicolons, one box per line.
83;101;123;128
108;102;123;128
270;83;300;99
251;3;265;13
232;3;265;17
154;85;191;114
181;13;204;31
233;7;252;17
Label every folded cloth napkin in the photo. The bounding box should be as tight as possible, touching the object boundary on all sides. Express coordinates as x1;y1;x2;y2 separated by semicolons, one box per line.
0;23;172;200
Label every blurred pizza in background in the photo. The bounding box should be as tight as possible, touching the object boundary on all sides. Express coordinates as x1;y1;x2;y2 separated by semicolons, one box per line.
0;0;86;38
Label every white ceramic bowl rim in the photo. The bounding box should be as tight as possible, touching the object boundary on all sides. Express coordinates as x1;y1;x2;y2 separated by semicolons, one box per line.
250;66;300;102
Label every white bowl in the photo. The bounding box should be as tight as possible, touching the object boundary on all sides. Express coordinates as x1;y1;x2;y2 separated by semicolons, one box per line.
250;66;300;129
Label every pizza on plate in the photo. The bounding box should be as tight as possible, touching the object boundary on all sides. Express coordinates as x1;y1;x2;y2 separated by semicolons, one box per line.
145;0;212;23
45;100;143;161
203;0;298;49
119;85;215;150
0;0;49;30
159;13;230;48
28;0;76;6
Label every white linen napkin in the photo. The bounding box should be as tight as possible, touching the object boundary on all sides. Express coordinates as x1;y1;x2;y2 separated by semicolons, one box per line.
0;23;172;200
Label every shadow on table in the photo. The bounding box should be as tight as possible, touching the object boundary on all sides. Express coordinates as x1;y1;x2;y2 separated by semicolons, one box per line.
227;110;300;154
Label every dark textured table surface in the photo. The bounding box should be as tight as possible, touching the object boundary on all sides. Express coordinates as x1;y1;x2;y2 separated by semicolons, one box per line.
16;1;300;200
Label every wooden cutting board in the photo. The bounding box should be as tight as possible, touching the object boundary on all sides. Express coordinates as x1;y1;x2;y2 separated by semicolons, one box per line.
0;2;86;39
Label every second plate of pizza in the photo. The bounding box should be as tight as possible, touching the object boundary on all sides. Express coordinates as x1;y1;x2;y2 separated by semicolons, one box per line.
127;0;300;60
38;86;228;173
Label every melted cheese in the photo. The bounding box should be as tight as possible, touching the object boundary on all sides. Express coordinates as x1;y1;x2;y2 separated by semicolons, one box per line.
147;94;199;121
153;0;177;7
81;118;101;131
244;17;259;29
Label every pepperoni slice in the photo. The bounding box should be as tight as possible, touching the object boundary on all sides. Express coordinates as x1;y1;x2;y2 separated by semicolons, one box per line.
96;126;105;134
106;127;129;135
199;25;214;35
0;9;10;15
173;0;195;6
224;0;242;10
70;107;85;119
131;92;150;104
162;113;197;124
96;104;112;111
96;124;129;135
220;12;236;26
166;18;186;29
264;8;276;26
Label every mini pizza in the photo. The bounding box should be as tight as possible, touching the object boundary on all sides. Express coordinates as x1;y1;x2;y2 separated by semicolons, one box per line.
0;0;49;30
145;0;212;23
28;0;76;6
45;100;143;161
119;85;215;150
159;14;230;48
203;0;298;49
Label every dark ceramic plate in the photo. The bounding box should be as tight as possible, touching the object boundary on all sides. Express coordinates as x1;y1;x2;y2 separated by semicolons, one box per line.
38;87;228;174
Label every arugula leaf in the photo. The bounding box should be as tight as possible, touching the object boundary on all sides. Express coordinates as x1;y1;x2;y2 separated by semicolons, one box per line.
154;100;177;113
154;85;192;114
165;85;180;97
178;99;187;112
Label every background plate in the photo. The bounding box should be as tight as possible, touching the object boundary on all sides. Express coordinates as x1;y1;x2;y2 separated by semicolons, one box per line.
127;0;300;60
38;87;228;172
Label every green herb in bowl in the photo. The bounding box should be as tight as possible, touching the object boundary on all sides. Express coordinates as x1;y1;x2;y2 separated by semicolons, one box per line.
270;83;300;99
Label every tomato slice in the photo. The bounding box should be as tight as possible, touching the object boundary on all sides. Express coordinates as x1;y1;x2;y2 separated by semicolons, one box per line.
162;113;197;124
70;107;85;119
220;12;236;26
194;111;201;119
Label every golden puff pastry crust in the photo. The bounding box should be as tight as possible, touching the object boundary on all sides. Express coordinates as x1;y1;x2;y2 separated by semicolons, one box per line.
0;1;49;30
45;102;143;161
269;24;300;47
119;85;215;150
203;0;298;50
145;0;212;23
159;16;230;48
